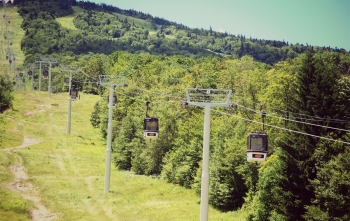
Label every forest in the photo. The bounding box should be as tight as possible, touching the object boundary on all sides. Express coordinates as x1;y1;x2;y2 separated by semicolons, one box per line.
15;0;348;65
1;0;350;220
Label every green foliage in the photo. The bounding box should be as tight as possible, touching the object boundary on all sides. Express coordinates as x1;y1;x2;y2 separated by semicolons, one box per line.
11;0;350;217
253;51;350;220
248;149;307;220
208;117;247;211
161;111;203;188
305;142;350;220
17;0;348;69
90;101;101;128
0;74;14;112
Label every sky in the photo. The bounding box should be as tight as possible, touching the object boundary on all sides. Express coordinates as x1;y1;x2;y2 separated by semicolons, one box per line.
90;0;350;51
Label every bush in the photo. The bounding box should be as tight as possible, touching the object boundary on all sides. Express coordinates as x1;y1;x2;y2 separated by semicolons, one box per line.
0;74;14;113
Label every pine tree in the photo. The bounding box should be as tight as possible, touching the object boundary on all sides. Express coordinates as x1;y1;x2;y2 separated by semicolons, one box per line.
252;51;350;220
90;101;101;128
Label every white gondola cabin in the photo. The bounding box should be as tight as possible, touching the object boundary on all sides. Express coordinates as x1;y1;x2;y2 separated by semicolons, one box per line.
246;132;268;162
143;117;159;138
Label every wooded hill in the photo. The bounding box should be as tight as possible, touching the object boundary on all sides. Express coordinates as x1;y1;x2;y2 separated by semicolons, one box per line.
2;0;350;220
14;0;348;65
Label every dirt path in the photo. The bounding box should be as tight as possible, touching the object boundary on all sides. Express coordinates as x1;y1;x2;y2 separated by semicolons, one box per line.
3;137;60;221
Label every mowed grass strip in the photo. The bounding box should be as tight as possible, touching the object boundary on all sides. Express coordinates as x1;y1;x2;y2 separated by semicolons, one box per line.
0;6;25;72
55;6;84;30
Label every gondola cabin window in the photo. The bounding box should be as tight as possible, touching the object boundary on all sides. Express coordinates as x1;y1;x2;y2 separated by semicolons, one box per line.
250;136;263;150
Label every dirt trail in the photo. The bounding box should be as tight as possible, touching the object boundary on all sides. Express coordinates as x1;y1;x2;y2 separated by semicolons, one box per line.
3;137;60;221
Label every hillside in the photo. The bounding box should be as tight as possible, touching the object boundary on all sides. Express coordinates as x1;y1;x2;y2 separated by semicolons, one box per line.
1;1;350;221
15;0;349;65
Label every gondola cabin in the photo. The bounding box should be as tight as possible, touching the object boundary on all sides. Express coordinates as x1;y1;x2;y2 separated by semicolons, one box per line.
246;132;268;162
64;77;70;86
70;87;78;100
107;93;117;107
144;117;159;138
28;70;33;77
43;67;49;79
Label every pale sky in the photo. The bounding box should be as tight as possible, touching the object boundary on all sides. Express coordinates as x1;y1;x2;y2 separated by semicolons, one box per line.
89;0;350;51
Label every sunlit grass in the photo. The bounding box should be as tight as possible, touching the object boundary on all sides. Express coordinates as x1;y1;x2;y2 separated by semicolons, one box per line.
0;5;246;219
56;6;156;34
0;91;247;220
55;6;84;30
0;5;25;76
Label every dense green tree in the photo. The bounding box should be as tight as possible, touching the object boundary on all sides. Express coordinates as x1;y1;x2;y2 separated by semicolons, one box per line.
0;74;14;112
304;141;350;220
208;117;247;211
251;52;350;220
90;101;101;128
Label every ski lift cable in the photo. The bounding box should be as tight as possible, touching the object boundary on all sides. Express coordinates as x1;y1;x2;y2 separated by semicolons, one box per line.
234;103;350;133
126;83;183;99
116;90;171;105
232;93;350;123
71;80;98;84
125;84;349;124
236;103;330;122
119;85;350;132
188;103;350;145
117;85;350;138
77;68;99;81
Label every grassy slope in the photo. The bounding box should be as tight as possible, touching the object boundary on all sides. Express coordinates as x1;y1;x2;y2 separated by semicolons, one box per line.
56;6;158;36
1;91;245;221
55;6;83;30
0;6;30;220
0;5;247;221
0;5;25;75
